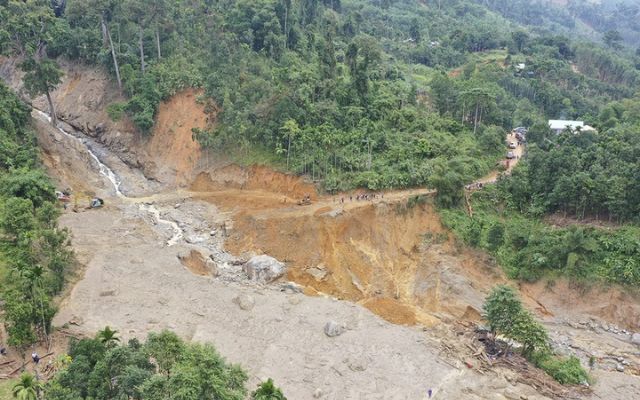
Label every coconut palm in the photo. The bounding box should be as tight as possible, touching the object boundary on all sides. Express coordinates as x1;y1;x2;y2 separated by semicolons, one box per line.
12;373;40;400
97;326;120;347
252;378;286;400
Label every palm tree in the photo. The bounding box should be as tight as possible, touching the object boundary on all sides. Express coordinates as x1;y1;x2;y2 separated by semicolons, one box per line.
97;326;120;347
13;373;40;400
563;226;598;276
252;378;287;400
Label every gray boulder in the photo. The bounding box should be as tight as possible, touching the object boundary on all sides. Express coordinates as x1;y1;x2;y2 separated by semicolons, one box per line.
233;294;255;311
324;321;345;337
243;255;286;284
631;333;640;346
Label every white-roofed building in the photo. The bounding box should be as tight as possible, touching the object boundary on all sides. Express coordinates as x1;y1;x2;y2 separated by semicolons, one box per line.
548;120;596;134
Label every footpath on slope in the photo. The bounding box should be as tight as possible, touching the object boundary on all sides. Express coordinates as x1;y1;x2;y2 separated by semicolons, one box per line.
33;110;638;399
16;110;582;400
2;57;639;397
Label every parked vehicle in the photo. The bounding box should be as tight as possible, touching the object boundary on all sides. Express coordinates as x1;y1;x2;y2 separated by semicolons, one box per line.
506;151;515;159
508;142;517;149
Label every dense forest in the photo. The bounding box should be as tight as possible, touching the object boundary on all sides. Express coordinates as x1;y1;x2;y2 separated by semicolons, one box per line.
0;84;72;355
0;0;638;281
441;92;640;285
1;0;640;395
18;328;285;400
477;0;640;50
3;0;636;192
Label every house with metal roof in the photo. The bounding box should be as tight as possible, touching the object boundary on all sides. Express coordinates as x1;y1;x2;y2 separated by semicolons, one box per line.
548;120;596;134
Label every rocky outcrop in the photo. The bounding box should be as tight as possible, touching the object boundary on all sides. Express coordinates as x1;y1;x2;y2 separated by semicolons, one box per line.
0;57;207;188
243;255;286;284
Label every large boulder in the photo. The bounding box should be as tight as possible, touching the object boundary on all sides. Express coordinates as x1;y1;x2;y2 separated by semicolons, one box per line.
631;332;640;346
243;255;286;284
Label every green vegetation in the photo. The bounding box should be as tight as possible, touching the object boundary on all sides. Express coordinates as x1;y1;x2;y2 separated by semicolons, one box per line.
0;83;72;352
500;100;640;224
0;379;16;400
12;373;41;400
3;1;639;193
44;329;256;400
484;286;589;385
443;91;640;285
0;0;64;125
442;186;640;285
252;378;287;400
477;0;640;50
484;285;549;358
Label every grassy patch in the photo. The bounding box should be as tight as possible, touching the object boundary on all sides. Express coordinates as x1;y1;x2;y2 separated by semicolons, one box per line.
0;379;16;399
222;145;286;172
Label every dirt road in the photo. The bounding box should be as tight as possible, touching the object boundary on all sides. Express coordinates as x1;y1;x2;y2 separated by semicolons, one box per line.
24;110;640;399
2;56;637;397
474;132;525;186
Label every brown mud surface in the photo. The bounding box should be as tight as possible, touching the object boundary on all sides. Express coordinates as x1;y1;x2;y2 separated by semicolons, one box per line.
191;165;319;201
2;59;640;397
188;166;501;327
520;280;640;330
146;88;207;186
178;249;211;277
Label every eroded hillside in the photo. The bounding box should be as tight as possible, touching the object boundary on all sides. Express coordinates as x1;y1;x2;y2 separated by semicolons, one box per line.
1;59;640;399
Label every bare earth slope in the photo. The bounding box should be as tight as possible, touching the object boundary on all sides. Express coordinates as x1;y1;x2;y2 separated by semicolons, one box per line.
1;59;639;398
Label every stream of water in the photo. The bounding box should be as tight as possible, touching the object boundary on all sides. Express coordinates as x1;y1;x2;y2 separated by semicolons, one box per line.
33;110;184;246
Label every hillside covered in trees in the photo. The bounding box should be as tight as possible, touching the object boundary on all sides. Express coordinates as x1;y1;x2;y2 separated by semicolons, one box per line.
1;1;640;397
1;0;638;282
0;82;72;358
2;0;637;192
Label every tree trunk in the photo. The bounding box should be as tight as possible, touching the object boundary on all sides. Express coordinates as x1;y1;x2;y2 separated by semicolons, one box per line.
287;134;291;169
284;8;288;49
104;19;122;90
139;25;145;74
33;284;49;351
473;102;479;135
101;17;108;47
155;27;161;59
45;90;57;127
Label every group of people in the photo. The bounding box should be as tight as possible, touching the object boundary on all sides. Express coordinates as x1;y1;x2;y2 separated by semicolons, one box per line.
337;192;384;203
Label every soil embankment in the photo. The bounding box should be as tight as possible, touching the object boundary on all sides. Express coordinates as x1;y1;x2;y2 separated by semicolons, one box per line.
146;88;208;186
226;199;501;326
0;58;212;188
2;59;640;398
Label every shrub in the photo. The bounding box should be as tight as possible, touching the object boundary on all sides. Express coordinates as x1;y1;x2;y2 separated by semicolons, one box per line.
532;353;590;385
106;102;126;122
252;378;286;400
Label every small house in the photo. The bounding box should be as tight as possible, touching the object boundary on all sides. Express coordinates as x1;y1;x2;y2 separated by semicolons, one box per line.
548;120;596;134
